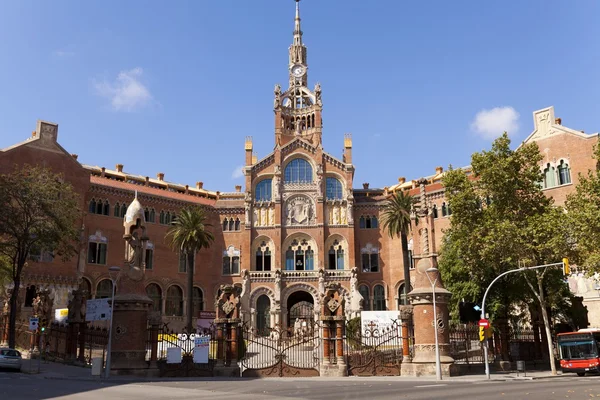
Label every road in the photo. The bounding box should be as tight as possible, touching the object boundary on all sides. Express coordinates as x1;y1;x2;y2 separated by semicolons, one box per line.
1;372;599;400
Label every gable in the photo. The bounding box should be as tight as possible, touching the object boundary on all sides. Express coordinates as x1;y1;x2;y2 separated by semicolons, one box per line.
522;106;597;145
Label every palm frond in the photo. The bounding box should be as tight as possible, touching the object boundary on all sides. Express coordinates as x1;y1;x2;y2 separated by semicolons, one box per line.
381;190;416;238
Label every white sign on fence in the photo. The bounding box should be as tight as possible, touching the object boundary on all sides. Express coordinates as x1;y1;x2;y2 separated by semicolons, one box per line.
360;311;401;335
193;335;210;364
85;299;111;321
166;347;182;364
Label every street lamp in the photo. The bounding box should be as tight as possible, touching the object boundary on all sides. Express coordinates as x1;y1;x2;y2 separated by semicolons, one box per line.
425;266;442;381
104;266;121;379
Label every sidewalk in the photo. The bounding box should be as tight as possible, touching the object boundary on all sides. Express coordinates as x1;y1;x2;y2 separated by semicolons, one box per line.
17;359;567;383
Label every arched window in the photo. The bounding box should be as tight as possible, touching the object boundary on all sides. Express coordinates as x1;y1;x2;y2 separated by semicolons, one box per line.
235;218;241;231
373;285;386;311
441;202;448;217
222;246;240;275
159;211;166;225
222;218;229;231
80;278;92;298
327;240;344;270
96;279;113;299
433;204;438;219
359;285;370;311
558;160;571;185
120;203;127;218
102;200;110;216
447;203;452;216
144;208;155;223
255;242;272;271
255;179;272;201
371;216;378;228
89;199;97;214
256;295;271;336
359;215;366;229
146;284;162;313
284;159;313;183
361;244;379;272
397;283;413;308
543;163;556;188
326;177;343;200
24;285;37;307
192;287;204;316
228;218;234;231
113;202;121;217
284;239;314;270
87;232;107;265
165;211;171;225
149;208;155;223
166;286;183;316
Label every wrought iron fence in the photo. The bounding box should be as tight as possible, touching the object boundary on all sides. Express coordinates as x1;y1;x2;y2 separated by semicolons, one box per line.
82;324;109;365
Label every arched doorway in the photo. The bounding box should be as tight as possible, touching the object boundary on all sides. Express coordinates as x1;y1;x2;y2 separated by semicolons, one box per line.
287;291;314;336
256;295;271;336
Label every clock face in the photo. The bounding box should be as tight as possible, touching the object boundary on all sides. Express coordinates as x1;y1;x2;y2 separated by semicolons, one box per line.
291;64;305;77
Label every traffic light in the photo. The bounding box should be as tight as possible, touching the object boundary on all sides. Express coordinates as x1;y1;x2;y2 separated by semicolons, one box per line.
479;325;493;342
40;317;48;332
563;258;570;276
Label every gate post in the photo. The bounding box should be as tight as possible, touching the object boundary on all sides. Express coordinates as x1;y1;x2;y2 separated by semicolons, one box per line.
319;283;347;377
399;305;413;363
214;284;241;377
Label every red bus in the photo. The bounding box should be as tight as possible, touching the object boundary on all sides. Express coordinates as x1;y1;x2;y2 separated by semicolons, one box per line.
557;329;600;376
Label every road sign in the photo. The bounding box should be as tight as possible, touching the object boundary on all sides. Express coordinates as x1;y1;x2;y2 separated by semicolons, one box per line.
29;317;39;331
478;319;489;328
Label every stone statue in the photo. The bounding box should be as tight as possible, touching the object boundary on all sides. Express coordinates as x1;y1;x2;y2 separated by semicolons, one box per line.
126;231;143;266
316;174;323;197
269;207;275;226
333;206;340;225
241;269;250;298
274;269;282;301
253;208;259;225
273;176;280;199
245;191;252;202
123;192;149;281
314;83;322;106
350;267;358;292
260;207;267;226
244;203;251;225
347;202;354;224
318;268;325;294
316;163;323;174
341;205;347;224
32;294;42;316
274;84;282;109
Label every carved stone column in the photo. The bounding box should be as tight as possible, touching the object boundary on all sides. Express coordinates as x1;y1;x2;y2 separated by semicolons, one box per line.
214;284;241;377
399;305;414;363
319;283;347;377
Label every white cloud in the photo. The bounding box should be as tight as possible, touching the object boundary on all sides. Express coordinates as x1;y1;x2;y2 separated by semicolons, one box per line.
93;68;152;112
470;106;520;139
231;165;245;179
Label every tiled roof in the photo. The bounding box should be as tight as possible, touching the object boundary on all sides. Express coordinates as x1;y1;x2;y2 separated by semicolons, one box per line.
90;176;216;206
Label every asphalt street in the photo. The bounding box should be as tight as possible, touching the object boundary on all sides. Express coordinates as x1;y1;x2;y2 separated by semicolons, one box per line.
2;372;600;400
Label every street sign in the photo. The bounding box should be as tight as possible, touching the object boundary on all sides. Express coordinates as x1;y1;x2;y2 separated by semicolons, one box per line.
29;317;39;331
478;319;489;328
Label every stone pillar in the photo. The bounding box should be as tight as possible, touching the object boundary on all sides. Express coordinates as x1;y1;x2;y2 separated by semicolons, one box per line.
148;312;161;368
319;283;347;377
1;312;8;346
400;305;414;363
402;257;456;377
214;284;241;377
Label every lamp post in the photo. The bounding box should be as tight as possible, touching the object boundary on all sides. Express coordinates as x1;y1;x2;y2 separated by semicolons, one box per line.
105;266;121;379
425;267;442;381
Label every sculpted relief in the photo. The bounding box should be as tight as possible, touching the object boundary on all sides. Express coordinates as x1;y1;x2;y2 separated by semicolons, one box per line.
284;195;315;226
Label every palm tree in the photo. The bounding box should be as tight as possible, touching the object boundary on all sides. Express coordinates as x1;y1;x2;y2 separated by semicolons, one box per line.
381;190;416;306
166;206;214;333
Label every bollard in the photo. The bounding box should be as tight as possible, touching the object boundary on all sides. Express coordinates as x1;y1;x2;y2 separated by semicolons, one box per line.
516;360;526;377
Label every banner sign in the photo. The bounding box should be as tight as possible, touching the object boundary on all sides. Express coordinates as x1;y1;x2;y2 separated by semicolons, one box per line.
360;311;401;335
55;308;68;323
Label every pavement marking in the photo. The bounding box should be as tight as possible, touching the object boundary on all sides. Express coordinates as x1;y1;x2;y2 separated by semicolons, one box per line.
413;384;447;388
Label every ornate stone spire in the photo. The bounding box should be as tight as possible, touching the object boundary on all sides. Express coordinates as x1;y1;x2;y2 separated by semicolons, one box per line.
289;0;308;87
293;0;302;46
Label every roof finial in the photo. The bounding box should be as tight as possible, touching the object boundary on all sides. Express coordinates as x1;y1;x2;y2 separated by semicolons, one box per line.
294;0;302;45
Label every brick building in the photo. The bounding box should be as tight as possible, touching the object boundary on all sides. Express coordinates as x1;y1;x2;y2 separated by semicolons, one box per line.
1;2;598;330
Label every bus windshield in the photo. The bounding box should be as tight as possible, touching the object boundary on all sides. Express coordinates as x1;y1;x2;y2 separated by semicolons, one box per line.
559;340;598;360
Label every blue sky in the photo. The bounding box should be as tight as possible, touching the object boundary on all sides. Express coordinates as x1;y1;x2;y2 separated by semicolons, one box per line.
1;0;599;191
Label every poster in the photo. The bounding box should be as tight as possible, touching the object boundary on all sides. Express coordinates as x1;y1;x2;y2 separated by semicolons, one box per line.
196;311;216;333
193;335;210;364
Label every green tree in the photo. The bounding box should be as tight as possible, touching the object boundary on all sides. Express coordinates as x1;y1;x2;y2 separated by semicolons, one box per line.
565;145;600;272
165;206;214;333
0;165;80;348
381;190;417;305
439;133;570;375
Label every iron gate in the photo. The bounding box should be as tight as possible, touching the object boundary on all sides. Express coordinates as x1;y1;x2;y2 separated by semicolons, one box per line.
345;319;403;376
240;322;321;377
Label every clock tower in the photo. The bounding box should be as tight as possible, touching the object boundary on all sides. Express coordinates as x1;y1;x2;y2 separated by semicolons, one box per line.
274;0;323;148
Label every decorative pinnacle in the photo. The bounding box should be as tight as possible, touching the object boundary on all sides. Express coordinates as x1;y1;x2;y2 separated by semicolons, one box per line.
245;136;253;150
